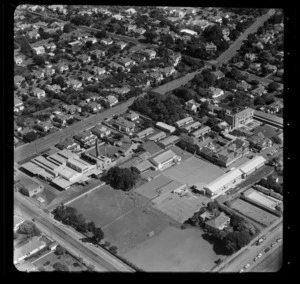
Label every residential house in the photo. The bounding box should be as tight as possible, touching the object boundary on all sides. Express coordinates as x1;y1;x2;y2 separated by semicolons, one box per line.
46;84;61;93
160;66;176;77
249;63;262;73
149;71;164;83
62;104;82;114
116;41;127;50
109;61;125;71
247;132;272;151
264;63;277;74
53;114;73;125
14;75;25;88
127;24;137;31
29;5;44;12
93;66;106;75
114;117;135;134
205;212;230;230
245;53;257;62
77;54;91;63
131;52;147;62
44;27;60;35
143;49;157;60
14;97;24;112
14;55;24;66
206;42;217;52
49;21;65;30
32;69;45;79
185;99;200;113
80;72;93;81
251;85;267;97
43;65;56;76
101;38;114;45
212;70;225;80
125;111;139;121
91;125;111;138
35;120;53;132
169;52;181;67
32;46;45;55
118;57;135;68
55;62;69;73
253;41;264;50
261;33;273;44
112;14;125;20
82;37;97;44
32;88;46;99
48;5;65;12
90;49;105;59
125;8;137;15
44;42;56;52
134;28;146;35
114;86;131;95
106;95;118;107
27;29;40;40
208;87;224;98
56;137;80;151
236;80;252;91
66;79;82;90
87;102;102;113
68;40;82;47
209;15;223;24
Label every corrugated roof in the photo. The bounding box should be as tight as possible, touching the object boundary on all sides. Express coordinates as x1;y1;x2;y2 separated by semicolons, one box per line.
239;156;266;174
254;110;283;125
204;168;242;193
150;149;178;166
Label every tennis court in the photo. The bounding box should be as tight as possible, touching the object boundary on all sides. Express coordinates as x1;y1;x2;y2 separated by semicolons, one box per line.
246;190;281;210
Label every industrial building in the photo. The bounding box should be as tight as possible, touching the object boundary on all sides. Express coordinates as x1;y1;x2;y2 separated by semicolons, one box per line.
156;122;176;133
239;156;266;177
157;135;180;148
133;160;155;174
147;131;167;142
175;116;194;128
253;110;283;129
66;157;91;173
150;150;181;170
202;168;243;198
191;126;211;138
136;127;154;139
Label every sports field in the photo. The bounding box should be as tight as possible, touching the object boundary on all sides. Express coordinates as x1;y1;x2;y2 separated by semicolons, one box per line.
69;185;174;255
162;156;224;187
124;226;219;272
229;198;278;227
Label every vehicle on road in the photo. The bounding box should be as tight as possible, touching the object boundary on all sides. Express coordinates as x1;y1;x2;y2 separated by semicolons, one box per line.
257;253;263;259
271;243;275;247
265;248;270;252
254;256;259;261
239;269;244;273
276;238;282;243
256;237;266;245
244;264;250;269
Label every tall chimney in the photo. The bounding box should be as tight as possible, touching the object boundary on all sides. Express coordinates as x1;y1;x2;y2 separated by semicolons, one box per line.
95;138;99;157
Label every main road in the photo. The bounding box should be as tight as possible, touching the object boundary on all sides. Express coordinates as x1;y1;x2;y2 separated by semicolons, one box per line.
14;193;135;272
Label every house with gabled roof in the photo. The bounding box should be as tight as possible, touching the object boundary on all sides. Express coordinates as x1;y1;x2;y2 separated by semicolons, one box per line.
106;95;118;107
66;78;82;90
101;38;114;45
14;75;25;87
205;212;230;230
32;88;46;99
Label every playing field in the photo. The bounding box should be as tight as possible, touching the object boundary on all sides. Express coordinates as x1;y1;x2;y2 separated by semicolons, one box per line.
124;226;219;272
229;198;278;227
162;156;224;187
69;185;174;255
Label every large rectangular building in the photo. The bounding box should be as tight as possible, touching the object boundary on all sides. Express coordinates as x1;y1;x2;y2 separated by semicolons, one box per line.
253;110;283;129
66;157;90;173
136;127;154;139
158;135;180;148
150;149;181;170
147;131;167;142
191;126;211;138
239;156;266;177
225;108;254;129
156;122;176;133
175;116;194;128
202;168;243;197
182;121;201;132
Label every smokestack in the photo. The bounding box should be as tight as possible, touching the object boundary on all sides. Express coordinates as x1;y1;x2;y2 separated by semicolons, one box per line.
96;139;99;157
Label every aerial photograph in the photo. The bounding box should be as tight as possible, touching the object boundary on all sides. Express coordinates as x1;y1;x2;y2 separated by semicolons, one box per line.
13;5;283;272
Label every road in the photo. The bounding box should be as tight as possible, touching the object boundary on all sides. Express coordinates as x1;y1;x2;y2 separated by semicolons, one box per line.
208;9;276;68
14;97;135;163
212;217;283;272
14;193;135;272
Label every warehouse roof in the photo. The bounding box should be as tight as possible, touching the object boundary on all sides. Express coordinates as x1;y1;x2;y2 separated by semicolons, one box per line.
175;116;194;127
191;126;211;137
136;127;154;138
67;157;90;170
239;156;266;174
156;122;176;132
158;135;180;146
21;162;45;175
204;168;242;193
51;177;72;189
134;160;154;173
147;131;166;141
33;156;60;171
150;150;179;166
57;149;78;160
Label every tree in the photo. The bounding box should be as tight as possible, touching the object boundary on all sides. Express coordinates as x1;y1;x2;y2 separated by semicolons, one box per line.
18;221;40;236
25;131;38;142
109;246;118;255
272;136;282;144
95;30;107;39
268;82;281;92
32;55;45;66
53;262;69;271
207;201;219;212
54;245;65;255
63;23;72;33
254;96;265;106
92;227;104;245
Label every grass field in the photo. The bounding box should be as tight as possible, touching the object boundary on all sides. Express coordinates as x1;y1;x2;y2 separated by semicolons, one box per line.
229;198;278;227
124;226;220;272
162;156;224;188
69;185;175;255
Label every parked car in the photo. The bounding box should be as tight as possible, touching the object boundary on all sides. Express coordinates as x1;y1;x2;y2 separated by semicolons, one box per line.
239;269;244;273
265;248;270;253
276;238;282;243
244;264;250;269
257;253;263;259
271;243;275;247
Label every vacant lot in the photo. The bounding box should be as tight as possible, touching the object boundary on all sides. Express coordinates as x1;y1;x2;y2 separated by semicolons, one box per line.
31;250;88;272
124;226;220;272
162;156;224;188
229;198;278;227
69;185;174;255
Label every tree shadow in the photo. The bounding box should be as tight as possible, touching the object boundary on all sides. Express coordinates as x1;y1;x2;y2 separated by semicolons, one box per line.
79;237;94;244
202;233;231;256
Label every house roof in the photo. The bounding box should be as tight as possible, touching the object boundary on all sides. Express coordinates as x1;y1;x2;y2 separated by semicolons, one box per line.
205;212;230;229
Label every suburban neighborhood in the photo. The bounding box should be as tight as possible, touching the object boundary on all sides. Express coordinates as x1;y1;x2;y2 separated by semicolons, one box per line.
13;5;284;273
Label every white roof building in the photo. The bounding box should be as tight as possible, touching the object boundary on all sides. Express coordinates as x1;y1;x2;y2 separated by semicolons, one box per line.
150;150;181;170
239;156;266;175
180;29;198;36
156;122;176;133
203;168;243;196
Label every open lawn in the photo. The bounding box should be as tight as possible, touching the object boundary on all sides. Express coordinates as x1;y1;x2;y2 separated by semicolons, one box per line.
124;226;220;272
69;185;174;255
229;198;278;227
162;156;224;187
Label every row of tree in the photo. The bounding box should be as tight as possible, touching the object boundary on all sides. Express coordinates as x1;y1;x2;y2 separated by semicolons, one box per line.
53;204;104;245
257;175;283;195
